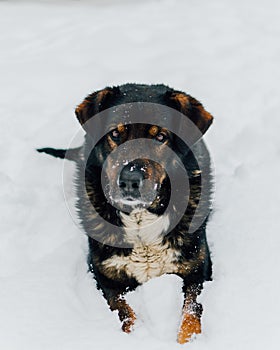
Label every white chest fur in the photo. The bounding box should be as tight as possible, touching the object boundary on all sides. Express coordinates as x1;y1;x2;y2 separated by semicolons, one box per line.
102;210;179;284
120;209;170;245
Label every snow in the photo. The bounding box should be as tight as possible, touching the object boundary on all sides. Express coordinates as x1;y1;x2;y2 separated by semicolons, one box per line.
1;0;280;349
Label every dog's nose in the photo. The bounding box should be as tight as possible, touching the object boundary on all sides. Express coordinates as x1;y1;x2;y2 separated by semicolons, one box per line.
118;166;144;197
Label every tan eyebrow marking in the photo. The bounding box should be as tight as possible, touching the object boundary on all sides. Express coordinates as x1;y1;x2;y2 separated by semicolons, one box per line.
117;124;126;133
149;126;159;137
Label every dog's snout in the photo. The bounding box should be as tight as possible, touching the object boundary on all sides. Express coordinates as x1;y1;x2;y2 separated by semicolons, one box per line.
118;166;144;196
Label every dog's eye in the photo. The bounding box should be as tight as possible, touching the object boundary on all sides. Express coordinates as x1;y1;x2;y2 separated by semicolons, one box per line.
156;132;168;143
110;130;120;141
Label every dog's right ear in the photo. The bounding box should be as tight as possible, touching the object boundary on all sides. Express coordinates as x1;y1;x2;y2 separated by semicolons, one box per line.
75;87;120;125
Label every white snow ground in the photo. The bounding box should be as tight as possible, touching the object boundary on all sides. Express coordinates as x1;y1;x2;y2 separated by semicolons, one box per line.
1;0;280;349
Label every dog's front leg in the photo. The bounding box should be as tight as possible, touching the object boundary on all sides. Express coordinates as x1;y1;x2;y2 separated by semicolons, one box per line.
107;293;136;333
99;283;136;333
177;283;203;344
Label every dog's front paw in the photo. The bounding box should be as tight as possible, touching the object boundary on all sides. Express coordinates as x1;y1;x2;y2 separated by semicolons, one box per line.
121;313;136;333
177;311;201;344
117;299;136;333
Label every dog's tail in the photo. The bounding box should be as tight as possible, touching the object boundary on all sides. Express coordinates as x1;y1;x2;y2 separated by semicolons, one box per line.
37;146;82;161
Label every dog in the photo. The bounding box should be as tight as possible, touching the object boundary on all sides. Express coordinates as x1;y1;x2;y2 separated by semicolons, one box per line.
38;83;213;343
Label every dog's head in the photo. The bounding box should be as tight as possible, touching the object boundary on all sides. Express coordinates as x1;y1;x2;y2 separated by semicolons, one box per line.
75;84;213;215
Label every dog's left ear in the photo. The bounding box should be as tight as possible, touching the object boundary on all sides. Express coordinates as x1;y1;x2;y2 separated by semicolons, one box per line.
75;87;120;125
165;91;213;134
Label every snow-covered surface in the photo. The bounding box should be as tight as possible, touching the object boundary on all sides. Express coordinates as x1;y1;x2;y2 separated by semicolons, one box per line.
1;0;280;349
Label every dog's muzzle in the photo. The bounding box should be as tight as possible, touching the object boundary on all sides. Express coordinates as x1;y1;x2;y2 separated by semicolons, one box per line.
111;160;164;210
118;164;144;200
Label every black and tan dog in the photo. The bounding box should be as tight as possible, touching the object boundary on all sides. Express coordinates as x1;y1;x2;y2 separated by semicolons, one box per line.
38;83;214;343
